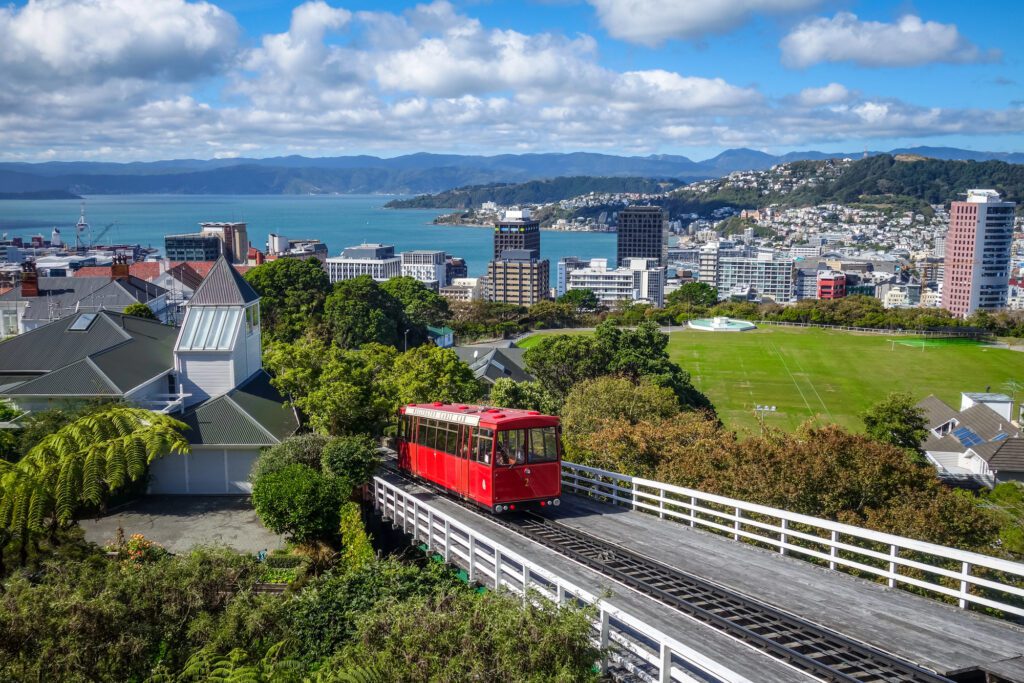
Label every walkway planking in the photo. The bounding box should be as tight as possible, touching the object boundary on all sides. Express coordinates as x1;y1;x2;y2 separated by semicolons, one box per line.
549;493;1024;682
379;471;816;683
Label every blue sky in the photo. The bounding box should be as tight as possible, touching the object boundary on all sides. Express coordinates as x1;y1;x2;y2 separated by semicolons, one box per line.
1;0;1022;161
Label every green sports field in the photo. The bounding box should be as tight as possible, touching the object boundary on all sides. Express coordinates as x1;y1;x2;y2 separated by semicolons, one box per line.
517;327;1024;434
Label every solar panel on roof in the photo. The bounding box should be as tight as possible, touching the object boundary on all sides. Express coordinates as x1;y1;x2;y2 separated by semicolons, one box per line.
67;313;97;331
952;426;983;447
991;432;1009;442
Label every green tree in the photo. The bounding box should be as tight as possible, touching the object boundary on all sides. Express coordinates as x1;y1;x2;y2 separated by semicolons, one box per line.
861;392;928;456
556;288;600;313
561;376;680;460
523;334;610;401
122;302;157;320
321;435;380;493
265;337;397;436
388;345;482;407
244;257;332;344
380;276;450;328
251;464;344;545
667;281;718;308
527;300;578;329
325;276;418;349
338;502;374;572
488;378;560;414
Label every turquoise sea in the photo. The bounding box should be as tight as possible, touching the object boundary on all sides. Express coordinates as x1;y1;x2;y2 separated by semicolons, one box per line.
0;194;616;285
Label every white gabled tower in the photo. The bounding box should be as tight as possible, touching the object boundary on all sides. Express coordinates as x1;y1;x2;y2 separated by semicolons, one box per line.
174;256;262;406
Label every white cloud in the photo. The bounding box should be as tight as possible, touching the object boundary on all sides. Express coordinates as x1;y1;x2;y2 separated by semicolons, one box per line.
780;13;999;68
0;0;238;84
587;0;819;46
0;1;1021;160
795;83;850;107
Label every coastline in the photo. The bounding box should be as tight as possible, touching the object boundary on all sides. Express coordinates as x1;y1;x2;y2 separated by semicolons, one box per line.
433;220;615;234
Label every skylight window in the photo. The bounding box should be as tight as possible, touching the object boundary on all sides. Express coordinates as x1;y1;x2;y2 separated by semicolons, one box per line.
177;306;240;351
68;313;97;331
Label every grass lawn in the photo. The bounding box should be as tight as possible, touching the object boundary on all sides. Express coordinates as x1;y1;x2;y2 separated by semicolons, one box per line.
517;327;1024;435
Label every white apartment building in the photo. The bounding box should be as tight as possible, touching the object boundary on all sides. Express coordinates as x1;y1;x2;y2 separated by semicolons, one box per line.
325;243;401;283
566;258;665;307
401;250;447;289
701;243;795;302
440;277;486;302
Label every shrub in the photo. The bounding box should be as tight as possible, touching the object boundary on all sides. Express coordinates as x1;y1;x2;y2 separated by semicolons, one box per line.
251;433;331;482
252;464;345;545
336;590;600;682
338;502;374;572
321;435;380;493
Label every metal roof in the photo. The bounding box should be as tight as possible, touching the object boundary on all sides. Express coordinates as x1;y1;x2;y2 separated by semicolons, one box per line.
989;439;1024;472
6;357;120;397
189;256;260;306
180;370;297;446
0;312;176;395
0;276;167;322
916;395;958;429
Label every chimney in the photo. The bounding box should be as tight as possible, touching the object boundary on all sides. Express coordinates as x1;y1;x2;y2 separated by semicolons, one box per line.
111;254;131;280
20;261;39;297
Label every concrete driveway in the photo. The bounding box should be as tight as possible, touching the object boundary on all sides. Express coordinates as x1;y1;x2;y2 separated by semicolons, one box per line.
82;496;284;555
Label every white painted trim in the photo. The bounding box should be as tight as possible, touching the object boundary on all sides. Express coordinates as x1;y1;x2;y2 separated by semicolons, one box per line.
404;406;481;426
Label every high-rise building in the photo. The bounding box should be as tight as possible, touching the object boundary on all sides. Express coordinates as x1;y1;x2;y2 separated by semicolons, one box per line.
325;243;401;283
941;189;1014;317
487;249;549;306
566;258;665;307
165;233;223;262
445;256;468;284
617;206;668;267
494;209;540;259
400;250;447;289
556;256;586;297
199;222;248;265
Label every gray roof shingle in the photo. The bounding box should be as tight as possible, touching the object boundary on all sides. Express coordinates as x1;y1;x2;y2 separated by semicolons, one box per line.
0;276;166;322
189;257;259;306
990;439;1024;472
916;395;958;428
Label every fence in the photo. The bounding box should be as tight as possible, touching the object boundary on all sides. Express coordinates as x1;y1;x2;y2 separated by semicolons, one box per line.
562;461;1024;619
753;320;988;338
372;476;753;683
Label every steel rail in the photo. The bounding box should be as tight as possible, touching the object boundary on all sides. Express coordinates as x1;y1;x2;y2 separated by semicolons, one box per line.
379;459;953;683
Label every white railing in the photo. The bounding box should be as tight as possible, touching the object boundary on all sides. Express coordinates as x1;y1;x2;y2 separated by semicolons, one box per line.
372;477;753;683
562;462;1024;619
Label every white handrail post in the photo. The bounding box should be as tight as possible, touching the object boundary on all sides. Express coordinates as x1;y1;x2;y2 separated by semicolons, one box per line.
689;496;697;527
959;561;972;609
659;492;666;520
888;544;898;588
631;480;638;510
829;530;838;570
427;509;433;553
733;506;741;541
494;547;502;590
599;607;610;673
659;642;672;683
522;564;530;604
556;583;565;605
443;519;451;562
779;518;788;555
468;535;476;584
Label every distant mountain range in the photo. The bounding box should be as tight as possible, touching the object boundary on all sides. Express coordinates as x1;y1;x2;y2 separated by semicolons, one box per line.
0;147;1021;197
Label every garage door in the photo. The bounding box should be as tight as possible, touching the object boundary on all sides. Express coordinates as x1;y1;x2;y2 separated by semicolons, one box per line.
149;449;259;494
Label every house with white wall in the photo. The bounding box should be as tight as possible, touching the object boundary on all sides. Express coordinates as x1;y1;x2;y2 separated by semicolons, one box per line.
0;256;298;494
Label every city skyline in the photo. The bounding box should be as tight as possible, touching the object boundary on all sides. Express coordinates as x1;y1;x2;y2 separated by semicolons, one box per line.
2;0;1023;162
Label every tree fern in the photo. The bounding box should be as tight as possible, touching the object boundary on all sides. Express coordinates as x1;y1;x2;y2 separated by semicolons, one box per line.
0;407;190;537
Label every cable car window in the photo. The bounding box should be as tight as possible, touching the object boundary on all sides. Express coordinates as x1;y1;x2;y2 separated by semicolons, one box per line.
397;416;404;440
528;427;559;463
424;419;436;449
444;423;458;454
474;428;493;465
459;426;472;459
496;430;527;466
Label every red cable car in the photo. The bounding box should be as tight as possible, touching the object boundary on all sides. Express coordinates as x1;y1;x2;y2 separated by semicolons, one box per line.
397;403;562;513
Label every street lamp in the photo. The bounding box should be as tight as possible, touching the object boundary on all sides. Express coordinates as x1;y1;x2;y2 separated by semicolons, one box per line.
404;328;410;352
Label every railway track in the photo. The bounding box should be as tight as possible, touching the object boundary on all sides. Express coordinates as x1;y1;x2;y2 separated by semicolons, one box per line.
378;461;954;683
